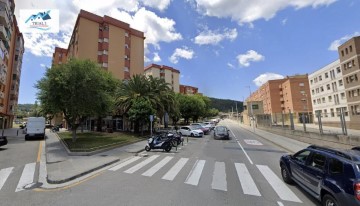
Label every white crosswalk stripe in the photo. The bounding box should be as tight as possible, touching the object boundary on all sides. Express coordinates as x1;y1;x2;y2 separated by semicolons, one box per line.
257;165;302;203
0;167;14;191
235;163;261;196
16;162;36;192
162;158;188;181
109;155;303;203
142;156;173;177
211;162;227;191
124;155;160;174
184;160;205;186
109;156;141;171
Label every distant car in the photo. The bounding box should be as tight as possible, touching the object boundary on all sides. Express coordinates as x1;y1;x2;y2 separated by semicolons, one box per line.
178;126;203;137
190;123;210;134
203;122;215;130
213;126;230;140
0;136;7;147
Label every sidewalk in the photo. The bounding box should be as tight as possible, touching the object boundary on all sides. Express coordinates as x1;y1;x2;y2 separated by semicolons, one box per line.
294;123;360;136
45;130;147;184
229;120;309;153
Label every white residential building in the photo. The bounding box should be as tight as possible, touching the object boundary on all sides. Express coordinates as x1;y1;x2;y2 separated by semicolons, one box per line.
309;60;350;127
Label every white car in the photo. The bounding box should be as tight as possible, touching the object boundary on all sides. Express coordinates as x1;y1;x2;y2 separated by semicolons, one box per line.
203;122;215;129
178;126;204;137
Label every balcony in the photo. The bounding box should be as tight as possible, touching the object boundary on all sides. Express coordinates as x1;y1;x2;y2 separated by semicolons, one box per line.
280;91;283;95
280;97;284;102
0;9;9;26
0;24;8;41
0;97;4;106
281;104;285;108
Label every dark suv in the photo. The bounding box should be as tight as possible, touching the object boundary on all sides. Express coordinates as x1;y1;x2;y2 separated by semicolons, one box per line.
280;145;360;206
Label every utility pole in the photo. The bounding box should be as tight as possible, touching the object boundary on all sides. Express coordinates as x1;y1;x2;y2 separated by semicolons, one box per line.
235;102;238;122
246;86;255;132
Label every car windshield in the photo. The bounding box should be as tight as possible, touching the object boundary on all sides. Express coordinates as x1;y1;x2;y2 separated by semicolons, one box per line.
191;125;201;130
216;127;227;132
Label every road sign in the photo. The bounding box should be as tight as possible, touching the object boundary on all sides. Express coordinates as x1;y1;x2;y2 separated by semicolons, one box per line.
150;115;154;122
244;139;263;146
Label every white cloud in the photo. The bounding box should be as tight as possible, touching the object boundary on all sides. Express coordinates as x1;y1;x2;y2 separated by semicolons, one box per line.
15;1;180;57
153;52;161;62
193;0;336;25
194;28;237;45
253;73;284;87
140;0;172;11
282;18;287;25
227;63;235;69
328;32;360;51
40;64;46;68
237;50;264;67
169;46;194;64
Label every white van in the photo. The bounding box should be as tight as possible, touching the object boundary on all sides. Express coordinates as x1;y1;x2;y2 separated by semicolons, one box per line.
25;117;46;140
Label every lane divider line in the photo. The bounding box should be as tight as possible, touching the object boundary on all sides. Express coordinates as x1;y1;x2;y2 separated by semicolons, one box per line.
229;129;253;165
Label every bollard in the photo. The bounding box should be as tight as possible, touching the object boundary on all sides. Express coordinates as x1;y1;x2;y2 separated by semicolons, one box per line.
17;129;19;136
187;136;188;143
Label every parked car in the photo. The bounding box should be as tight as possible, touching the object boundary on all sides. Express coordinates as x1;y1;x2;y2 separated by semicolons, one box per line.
190;123;210;134
213;126;230;140
280;145;360;206
178;126;203;137
0;136;7;147
203;122;215;130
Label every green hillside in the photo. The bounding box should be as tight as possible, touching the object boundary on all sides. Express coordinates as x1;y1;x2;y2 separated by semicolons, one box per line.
209;97;243;113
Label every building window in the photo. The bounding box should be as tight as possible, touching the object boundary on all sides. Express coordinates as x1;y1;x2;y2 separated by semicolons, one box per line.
103;38;109;42
316;88;319;93
319;75;322;81
324;109;328;117
299;83;304;86
325;73;329;78
320;86;324;92
327;84;330;90
339;79;343;86
125;44;129;49
313;100;316;105
124;67;129;72
336;67;341;73
322;97;325;103
345;48;348;54
330;108;335;117
340;92;345;99
352;59;356;67
312;89;315;95
125;32;129;37
350;45;353;53
347;62;352;68
341;50;344;56
310;80;313;84
328;96;332;102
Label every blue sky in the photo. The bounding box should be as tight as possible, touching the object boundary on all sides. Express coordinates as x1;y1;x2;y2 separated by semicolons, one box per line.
15;0;360;104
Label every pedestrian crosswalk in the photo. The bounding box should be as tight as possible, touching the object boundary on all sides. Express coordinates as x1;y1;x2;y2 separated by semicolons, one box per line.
0;162;38;193
108;155;302;203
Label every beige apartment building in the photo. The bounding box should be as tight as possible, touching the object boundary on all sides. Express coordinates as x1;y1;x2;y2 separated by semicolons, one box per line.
52;9;145;80
338;36;360;129
51;10;145;131
246;75;312;125
144;64;180;93
242;101;264;126
0;0;24;128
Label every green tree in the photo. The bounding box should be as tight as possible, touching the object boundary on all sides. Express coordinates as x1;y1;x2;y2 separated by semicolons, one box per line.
36;59;118;142
128;98;155;136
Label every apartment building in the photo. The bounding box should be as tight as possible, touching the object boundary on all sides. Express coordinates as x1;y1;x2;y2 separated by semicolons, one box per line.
52;47;67;66
309;60;349;127
246;75;312;124
338;36;360;129
144;64;180;93
0;0;24;128
179;85;198;95
52;9;145;80
242;101;263;126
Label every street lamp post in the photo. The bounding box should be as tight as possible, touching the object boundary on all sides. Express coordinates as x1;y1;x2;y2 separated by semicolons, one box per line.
246;86;255;132
301;92;308;132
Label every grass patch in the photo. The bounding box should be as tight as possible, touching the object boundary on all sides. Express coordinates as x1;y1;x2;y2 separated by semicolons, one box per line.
58;131;144;152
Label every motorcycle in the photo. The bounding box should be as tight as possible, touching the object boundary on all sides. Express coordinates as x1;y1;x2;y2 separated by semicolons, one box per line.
51;126;59;132
145;135;172;152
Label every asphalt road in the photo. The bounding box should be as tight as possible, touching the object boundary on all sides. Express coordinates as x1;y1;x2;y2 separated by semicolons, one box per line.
0;121;320;206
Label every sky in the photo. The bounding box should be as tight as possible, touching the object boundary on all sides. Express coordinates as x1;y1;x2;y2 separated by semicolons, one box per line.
14;0;360;104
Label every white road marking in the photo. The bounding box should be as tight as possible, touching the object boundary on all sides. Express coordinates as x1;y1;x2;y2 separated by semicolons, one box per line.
244;139;263;145
229;129;253;164
0;167;14;191
142;156;173;177
162;158;189;181
211;162;227;191
277;201;284;206
109;156;141;171
124;155;159;174
185;160;205;186
257;165;302;203
16;162;36;192
235;163;261;196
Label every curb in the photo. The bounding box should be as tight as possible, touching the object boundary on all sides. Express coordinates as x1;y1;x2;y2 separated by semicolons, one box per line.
46;158;120;184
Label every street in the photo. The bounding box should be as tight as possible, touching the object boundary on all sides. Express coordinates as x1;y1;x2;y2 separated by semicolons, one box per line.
0;120;319;206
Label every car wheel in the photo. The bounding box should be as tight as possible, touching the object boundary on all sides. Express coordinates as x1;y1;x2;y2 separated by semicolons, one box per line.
190;133;194;137
145;145;151;151
322;194;338;206
281;165;293;184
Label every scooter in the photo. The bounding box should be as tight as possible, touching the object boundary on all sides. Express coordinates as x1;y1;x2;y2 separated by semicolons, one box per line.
145;135;172;152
